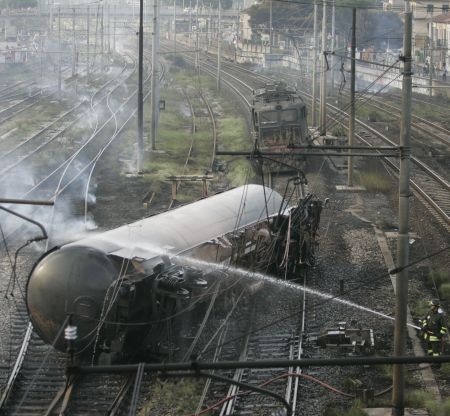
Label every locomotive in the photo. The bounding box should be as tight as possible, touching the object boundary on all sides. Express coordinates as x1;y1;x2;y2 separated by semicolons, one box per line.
251;82;310;151
26;184;322;363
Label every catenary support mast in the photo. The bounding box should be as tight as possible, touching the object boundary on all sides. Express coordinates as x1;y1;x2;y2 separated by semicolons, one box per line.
311;0;317;127
392;3;413;415
138;0;144;171
319;0;327;135
347;8;356;187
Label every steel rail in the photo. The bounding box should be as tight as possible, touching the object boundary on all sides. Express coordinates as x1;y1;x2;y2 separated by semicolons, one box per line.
219;302;254;416
296;88;450;226
0;323;33;408
81;56;158;223
0;64;84;126
198;90;218;171
347;93;450;147
328;111;450;226
2;57;137;244
288;269;308;413
0;58;130;180
0;50;145;411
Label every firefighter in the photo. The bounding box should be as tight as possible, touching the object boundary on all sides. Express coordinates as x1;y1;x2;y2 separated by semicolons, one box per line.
420;299;447;357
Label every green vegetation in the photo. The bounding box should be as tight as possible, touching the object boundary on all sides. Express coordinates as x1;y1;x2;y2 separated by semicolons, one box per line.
358;171;391;193
356;106;384;123
324;400;369;416
438;363;450;377
404;391;450;416
406;389;433;408
138;378;204;415
439;283;450;300
167;54;188;68
331;125;347;137
411;299;430;320
136;66;253;195
425;269;450;300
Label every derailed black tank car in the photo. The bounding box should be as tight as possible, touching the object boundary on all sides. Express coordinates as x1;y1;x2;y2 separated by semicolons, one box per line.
251;82;310;149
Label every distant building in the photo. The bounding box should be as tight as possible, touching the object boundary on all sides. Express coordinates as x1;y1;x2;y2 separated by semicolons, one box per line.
432;12;450;66
410;1;448;54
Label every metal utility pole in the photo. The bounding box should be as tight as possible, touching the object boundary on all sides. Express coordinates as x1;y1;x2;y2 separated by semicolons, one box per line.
312;0;318;127
392;3;412;415
195;29;199;70
208;3;212;47
331;0;336;91
108;4;111;53
429;5;434;97
235;4;240;62
189;0;192;32
347;8;356;187
113;5;116;52
319;0;327;135
138;0;144;171
87;6;90;79
173;0;176;53
58;7;61;100
216;0;222;91
72;8;76;77
49;1;53;33
151;0;160;150
101;4;104;71
269;0;272;54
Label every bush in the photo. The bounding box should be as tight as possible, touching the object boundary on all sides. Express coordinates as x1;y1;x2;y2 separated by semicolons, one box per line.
367;111;381;122
331;125;347;137
359;172;391;193
405;389;433;408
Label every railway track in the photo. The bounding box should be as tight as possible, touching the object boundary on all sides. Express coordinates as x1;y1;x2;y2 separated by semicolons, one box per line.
188;267;308;415
4;37;446;415
271;68;450;230
0;37;170;412
167;86;218;210
326;101;450;231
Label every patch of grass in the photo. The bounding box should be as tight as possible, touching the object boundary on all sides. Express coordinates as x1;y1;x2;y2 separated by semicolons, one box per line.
324;400;369;416
331;125;347;137
426;269;450;289
357;106;384;122
411;299;429;320
168;54;188;68
218;116;250;152
439;283;450;300
437;363;450;376
138;378;203;415
227;158;253;187
406;391;450;415
358;172;391;193
405;389;433;408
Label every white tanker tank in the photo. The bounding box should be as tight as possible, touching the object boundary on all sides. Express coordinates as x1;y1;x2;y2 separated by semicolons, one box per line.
27;185;296;361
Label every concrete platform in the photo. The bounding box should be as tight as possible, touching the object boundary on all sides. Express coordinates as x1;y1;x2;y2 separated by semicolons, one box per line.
364;408;429;416
336;185;366;192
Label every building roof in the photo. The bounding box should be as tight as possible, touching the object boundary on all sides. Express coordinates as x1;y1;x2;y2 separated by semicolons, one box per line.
433;12;450;23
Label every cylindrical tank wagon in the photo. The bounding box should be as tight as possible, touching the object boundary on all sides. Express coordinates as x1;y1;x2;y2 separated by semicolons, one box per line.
27;185;295;362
